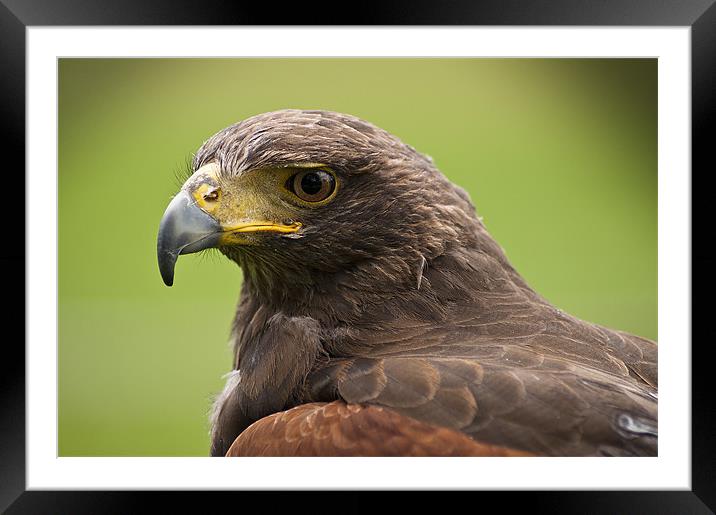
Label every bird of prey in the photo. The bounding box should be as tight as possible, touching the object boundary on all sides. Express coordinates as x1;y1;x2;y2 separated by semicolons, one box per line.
157;109;657;457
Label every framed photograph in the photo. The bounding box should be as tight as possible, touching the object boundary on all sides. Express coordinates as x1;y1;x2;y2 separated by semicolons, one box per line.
5;0;713;512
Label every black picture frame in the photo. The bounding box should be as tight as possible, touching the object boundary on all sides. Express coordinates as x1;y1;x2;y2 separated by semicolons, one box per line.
2;1;713;512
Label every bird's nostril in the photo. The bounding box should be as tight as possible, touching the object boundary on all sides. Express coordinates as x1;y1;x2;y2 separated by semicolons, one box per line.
203;188;220;202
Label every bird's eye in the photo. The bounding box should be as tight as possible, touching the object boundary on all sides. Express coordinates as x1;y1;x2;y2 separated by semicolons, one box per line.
288;169;337;203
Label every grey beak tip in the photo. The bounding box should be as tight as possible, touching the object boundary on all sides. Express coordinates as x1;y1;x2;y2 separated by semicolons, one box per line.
158;249;176;287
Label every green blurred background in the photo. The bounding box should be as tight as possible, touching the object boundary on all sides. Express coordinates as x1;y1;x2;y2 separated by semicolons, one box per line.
59;58;657;456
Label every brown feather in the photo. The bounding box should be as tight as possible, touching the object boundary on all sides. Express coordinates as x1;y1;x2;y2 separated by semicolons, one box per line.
226;401;532;457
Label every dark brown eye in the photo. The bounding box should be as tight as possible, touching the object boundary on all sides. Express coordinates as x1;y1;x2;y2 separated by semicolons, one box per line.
290;169;336;203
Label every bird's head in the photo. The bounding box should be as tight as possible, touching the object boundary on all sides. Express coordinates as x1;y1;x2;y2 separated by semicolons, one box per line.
157;110;481;305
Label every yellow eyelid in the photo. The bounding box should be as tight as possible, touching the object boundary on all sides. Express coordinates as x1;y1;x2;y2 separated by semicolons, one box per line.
279;162;329;170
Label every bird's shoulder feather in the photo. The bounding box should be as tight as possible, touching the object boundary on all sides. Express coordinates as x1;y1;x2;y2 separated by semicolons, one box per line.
303;329;658;456
226;401;532;457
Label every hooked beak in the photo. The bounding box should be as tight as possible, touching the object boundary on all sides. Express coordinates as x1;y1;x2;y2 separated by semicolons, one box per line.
156;190;222;286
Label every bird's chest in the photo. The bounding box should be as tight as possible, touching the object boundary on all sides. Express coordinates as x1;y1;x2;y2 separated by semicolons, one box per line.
232;310;323;421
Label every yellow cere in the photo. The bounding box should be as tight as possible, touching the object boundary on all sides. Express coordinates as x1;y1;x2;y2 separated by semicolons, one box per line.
192;182;221;213
187;161;307;241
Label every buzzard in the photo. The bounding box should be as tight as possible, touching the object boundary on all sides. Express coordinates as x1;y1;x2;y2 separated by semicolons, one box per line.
157;109;657;457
